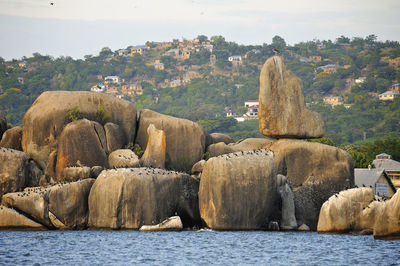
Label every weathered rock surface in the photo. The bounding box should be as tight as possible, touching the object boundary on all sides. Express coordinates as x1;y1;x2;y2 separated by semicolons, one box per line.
48;179;94;229
61;167;92;182
55;119;108;180
136;109;206;172
298;224;310;231
317;188;373;233
277;175;297;230
88;168;201;229
22;91;137;169
104;122;126;153
139;216;183;232
108;149;140;168
269;139;353;230
90;166;104;178
191;160;206;178
206;138;273;157
0;147;28;198
259;56;325;138
0;112;8;141
373;190;400;240
0;206;46;230
0;126;22;151
199;150;277;230
206;133;234;147
26;159;43;187
140;124;166;169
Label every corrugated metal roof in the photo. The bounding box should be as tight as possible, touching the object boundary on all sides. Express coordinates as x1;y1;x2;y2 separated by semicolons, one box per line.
373;158;400;171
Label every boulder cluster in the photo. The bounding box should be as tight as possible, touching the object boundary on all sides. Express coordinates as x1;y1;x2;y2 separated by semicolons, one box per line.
0;56;396;238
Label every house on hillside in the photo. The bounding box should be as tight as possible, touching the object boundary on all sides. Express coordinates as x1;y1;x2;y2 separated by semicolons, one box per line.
228;55;242;63
319;64;338;74
373;153;400;189
378;91;399;101
104;76;120;84
354;168;396;198
117;49;129;56
130;45;149;55
152;62;165;70
323;96;344;107
165;49;181;57
389;83;400;93
355;77;366;84
309;55;322;62
90;84;105;93
245;100;259;108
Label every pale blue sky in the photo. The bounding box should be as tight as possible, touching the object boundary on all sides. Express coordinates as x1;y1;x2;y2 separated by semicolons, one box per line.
0;0;399;60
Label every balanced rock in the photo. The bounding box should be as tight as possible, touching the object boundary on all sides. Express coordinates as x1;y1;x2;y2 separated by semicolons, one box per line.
269;139;353;230
373;190;400;240
0;147;28;198
0;126;22;151
104;122;126;153
88;168;201;229
55;119;108;180
206;138;273;157
140;124;166;169
317;188;373;233
199;150;277;230
139;216;183;232
136;109;206;172
205;133;234;147
259;56;325;138
22;91;137;169
0;206;46;230
108;149;140;168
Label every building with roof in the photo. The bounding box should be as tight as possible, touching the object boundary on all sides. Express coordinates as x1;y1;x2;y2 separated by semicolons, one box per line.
354;168;396;198
389;83;400;93
130;45;149;55
245;100;259;108
104;76;120;84
323;96;344;107
378;91;399;101
319;64;338;74
373;153;400;188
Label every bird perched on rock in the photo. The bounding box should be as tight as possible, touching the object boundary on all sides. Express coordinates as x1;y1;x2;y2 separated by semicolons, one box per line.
272;48;280;55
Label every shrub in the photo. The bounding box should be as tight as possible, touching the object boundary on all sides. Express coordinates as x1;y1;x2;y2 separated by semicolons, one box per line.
66;106;81;122
95;105;111;125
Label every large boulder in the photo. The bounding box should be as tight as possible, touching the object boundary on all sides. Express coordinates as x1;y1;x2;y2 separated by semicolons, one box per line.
22;91;137;169
373;190;400;240
258;56;325;138
206;138;273;157
0;126;22;151
140;124;166;169
277;175;297;230
104;122;126;153
269;139;353;230
199;150;278;230
139;216;183;232
317;188;373;233
136;109;206;172
108;149;140;168
0;112;8;141
62;167;91;182
0;147;28;198
55;119;108;180
88;168;201;229
0;206;46;230
205;133;234;147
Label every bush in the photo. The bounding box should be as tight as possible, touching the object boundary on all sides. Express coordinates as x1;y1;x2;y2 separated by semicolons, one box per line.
125;142;144;158
66;105;81;122
95;105;111;125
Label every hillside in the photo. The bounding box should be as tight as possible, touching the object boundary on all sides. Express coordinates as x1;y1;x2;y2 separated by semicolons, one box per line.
0;34;399;145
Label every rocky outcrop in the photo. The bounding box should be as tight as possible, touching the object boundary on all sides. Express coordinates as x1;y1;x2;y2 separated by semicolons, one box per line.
0;112;8;141
88;168;201;229
0;206;46;230
277;175;297;230
269;139;353;230
317;188;373;233
55;119;108;180
258;56;325;138
140;124;166;169
139;216;183;232
108;149;140;168
0;147;28;198
62;167;92;182
373;190;400;240
206;133;234;147
0;126;22;151
191;160;206;178
206;138;273;157
199;150;277;230
104;122;126;153
22;91;137;169
26;159;43;187
136;109;206;172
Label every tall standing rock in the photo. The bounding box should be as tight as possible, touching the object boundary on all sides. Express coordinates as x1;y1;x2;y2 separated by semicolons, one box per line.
373;190;400;240
22;91;137;169
140;124;166;169
136;109;206;172
199;150;277;230
0;147;28;198
259;56;325;138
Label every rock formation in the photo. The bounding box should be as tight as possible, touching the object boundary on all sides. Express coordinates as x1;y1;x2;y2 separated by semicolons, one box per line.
199;150;277;230
62;167;92;182
136;109;206;172
191;160;206;178
269;139;353;229
104;122;126;153
258;56;325;138
22;91;137;169
317;188;373;233
139;124;166;169
139;216;183;232
0;112;8;141
108;149;140;168
0;206;46;230
0;126;22;151
373;190;400;240
0;147;28;198
205;133;235;146
88;168;201;229
277;175;297;230
206;138;273;157
55;119;108;180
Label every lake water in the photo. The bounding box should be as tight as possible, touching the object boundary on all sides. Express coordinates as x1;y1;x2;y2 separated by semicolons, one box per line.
0;230;399;265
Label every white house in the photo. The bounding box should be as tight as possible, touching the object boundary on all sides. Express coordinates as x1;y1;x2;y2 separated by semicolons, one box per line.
378;91;399;101
90;84;105;93
104;76;120;84
355;77;366;84
228;55;242;62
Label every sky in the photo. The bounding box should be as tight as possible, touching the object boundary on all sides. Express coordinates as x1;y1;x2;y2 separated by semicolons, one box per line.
0;0;399;60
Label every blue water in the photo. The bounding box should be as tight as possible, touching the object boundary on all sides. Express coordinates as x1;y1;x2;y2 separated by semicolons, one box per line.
0;230;399;265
